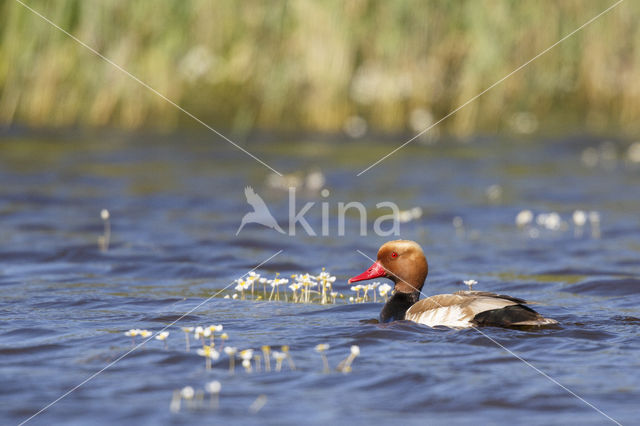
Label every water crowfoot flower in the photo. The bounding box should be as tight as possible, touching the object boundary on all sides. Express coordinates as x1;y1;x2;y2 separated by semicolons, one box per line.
262;345;271;372
194;326;207;346
205;380;221;409
197;345;220;371
224;346;237;374
124;329;139;346
138;330;152;339
98;209;111;252
350;284;362;300
169;390;181;413
259;277;268;298
315;343;330;373
272;351;286;372
281;345;295;370
288;282;301;303
220;332;229;350
463;280;478;291
337;345;360;373
181;327;194;352
247;271;259;298
235;279;250;300
515;210;534;228
317;268;336;304
253;354;262;372
378;283;392;301
206;324;223;346
573;210;587;237
155;331;170;349
240;349;254;373
181;386;195;409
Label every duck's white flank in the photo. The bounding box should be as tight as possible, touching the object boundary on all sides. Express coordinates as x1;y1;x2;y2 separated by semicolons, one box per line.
405;293;557;328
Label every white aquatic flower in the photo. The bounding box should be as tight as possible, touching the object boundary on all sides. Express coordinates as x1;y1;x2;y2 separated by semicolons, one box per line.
181;327;193;333
317;271;330;279
289;283;301;291
544;212;561;230
197;346;220;360
378;283;392;296
270;278;289;287
572;210;587;227
272;351;286;361
515;210;533;227
350;345;360;356
239;349;254;361
124;329;139;337
194;326;205;339
349;296;355;303
315;343;330;352
258;278;267;284
224;295;230;299
181;386;195;399
139;330;152;338
224;346;237;356
463;280;478;290
350;285;362;292
155;331;169;341
330;291;338;298
232;294;238;300
100;209;110;220
235;279;250;291
205;381;221;394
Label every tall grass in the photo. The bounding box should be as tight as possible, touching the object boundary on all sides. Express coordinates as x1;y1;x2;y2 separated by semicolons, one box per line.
0;0;638;136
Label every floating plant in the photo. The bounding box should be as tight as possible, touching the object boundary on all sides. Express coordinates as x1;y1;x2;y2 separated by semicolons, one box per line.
337;345;360;373
315;343;330;373
181;327;194;352
463;280;477;291
197;345;220;371
205;381;221;409
155;331;170;349
224;346;237;374
98;209;111;252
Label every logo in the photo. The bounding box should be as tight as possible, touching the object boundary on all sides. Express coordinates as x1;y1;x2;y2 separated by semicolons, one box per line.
236;187;286;235
237;186;408;237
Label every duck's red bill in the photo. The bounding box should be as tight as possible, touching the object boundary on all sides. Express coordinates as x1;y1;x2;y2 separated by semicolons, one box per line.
348;261;386;283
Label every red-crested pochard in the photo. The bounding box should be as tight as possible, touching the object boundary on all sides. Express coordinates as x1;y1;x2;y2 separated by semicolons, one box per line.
349;240;557;327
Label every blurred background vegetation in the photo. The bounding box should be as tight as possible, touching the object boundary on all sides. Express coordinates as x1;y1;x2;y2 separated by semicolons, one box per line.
0;0;637;138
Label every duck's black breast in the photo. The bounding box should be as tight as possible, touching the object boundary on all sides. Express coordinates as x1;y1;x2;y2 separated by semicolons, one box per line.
379;291;420;323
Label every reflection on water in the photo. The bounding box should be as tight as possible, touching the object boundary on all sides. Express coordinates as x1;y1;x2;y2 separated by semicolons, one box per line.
0;131;639;425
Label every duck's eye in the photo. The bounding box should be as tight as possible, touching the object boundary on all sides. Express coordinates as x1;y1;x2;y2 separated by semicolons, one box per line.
391;252;398;258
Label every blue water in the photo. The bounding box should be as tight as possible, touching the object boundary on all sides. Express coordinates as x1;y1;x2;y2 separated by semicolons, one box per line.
1;131;639;425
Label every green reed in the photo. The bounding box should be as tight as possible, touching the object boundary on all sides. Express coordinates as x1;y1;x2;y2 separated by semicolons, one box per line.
1;0;638;136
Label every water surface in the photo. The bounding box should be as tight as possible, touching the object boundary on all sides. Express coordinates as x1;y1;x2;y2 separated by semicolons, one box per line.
0;131;638;425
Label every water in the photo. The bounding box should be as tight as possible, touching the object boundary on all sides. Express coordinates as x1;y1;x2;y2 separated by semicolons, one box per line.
1;130;639;425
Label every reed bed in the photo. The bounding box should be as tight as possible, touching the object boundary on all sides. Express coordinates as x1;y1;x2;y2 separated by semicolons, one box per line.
1;0;639;135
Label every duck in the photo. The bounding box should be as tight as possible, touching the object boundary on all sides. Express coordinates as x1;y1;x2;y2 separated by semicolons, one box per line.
349;240;557;328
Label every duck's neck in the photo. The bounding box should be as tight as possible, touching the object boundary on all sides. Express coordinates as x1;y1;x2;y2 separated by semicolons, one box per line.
379;291;420;323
